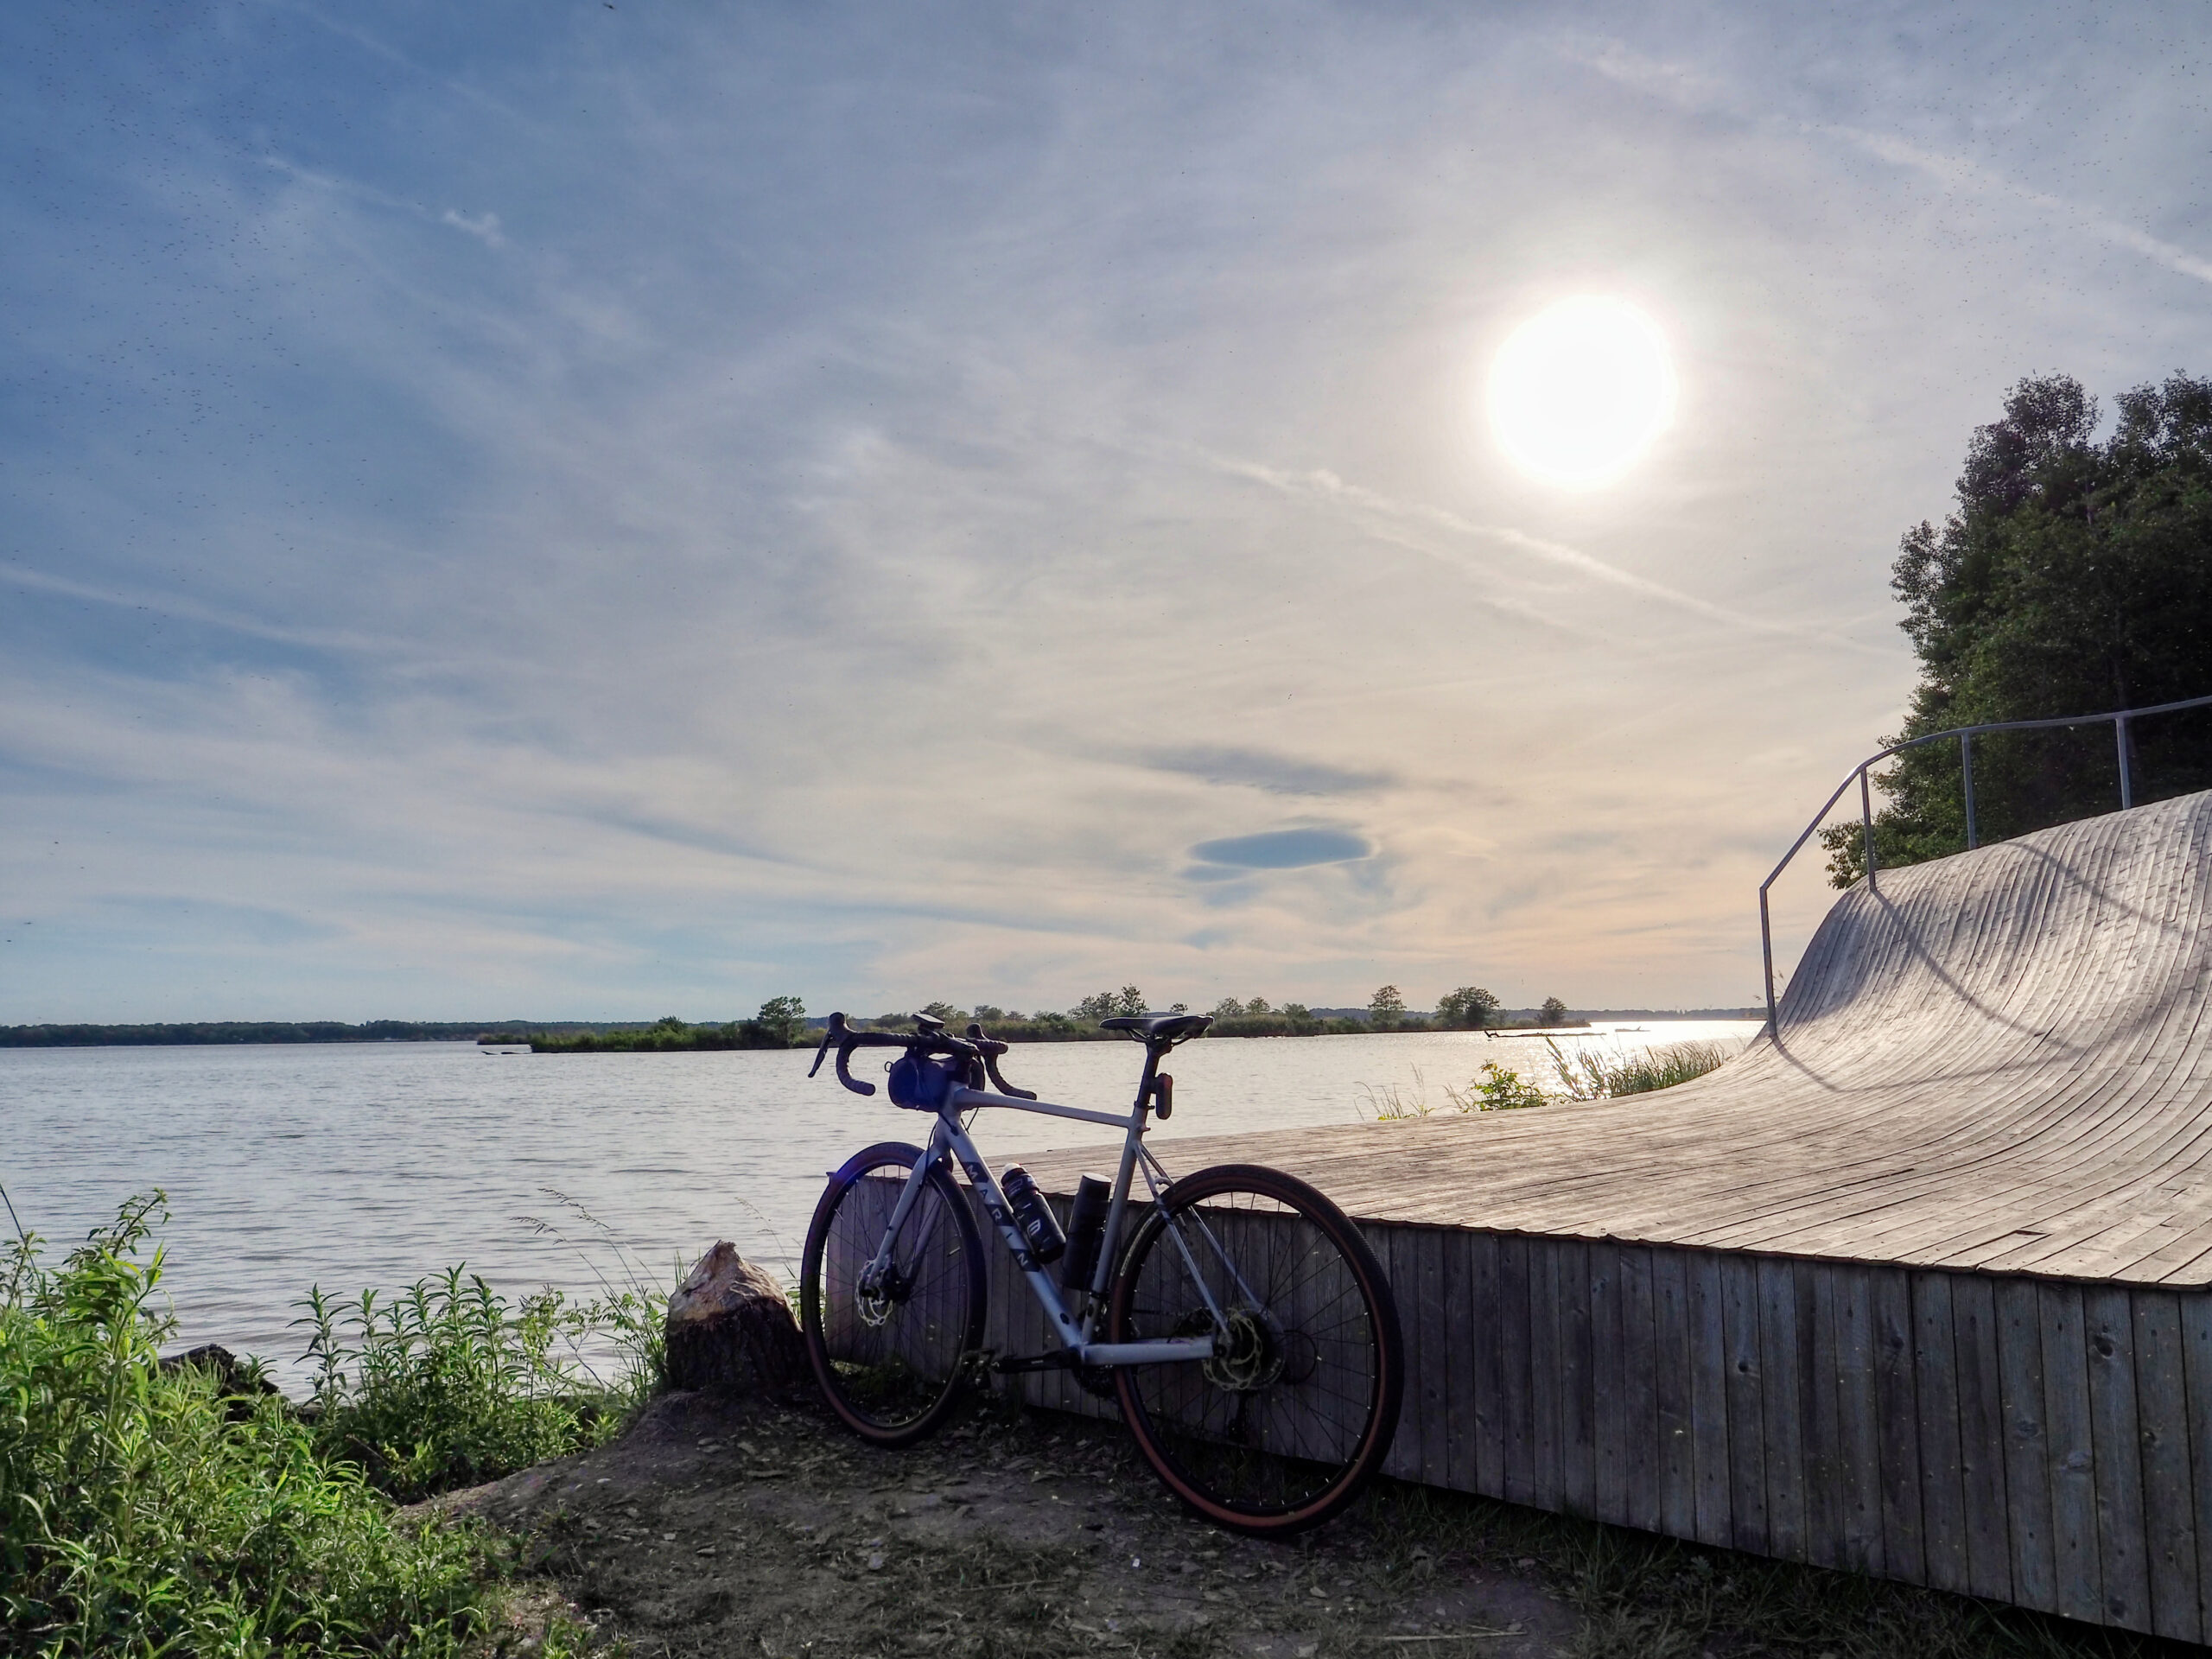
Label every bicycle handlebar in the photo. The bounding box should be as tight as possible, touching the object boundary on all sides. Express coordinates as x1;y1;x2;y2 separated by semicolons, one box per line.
808;1011;1037;1101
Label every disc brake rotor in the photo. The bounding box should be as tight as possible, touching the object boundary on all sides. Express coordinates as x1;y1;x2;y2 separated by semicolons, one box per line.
1199;1306;1285;1392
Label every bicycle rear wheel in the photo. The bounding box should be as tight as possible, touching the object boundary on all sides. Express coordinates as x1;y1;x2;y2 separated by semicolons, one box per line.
801;1141;986;1446
1109;1163;1402;1534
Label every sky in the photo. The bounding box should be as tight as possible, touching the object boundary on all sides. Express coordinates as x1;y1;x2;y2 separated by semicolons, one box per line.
4;3;2209;1024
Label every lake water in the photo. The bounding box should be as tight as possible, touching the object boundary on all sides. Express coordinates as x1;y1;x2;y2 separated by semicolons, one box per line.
1;1022;1758;1381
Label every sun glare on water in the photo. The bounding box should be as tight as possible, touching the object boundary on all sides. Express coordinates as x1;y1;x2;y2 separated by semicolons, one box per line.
1487;296;1677;487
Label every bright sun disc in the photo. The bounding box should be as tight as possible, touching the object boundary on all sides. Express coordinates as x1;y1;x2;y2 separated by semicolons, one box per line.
1487;297;1677;486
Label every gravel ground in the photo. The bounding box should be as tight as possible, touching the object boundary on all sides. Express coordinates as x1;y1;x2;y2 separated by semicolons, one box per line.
441;1388;1578;1659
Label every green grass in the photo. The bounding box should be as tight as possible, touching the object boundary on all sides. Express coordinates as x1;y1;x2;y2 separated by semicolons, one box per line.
1548;1038;1732;1101
297;1194;670;1504
0;1192;490;1657
1;1187;672;1656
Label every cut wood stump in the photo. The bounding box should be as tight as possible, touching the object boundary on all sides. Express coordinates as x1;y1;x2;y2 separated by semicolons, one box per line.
664;1241;807;1395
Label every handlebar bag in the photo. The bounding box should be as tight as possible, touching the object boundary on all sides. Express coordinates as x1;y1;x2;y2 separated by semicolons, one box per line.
887;1052;957;1112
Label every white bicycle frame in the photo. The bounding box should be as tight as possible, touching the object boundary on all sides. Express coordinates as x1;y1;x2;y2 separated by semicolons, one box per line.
860;1065;1241;1370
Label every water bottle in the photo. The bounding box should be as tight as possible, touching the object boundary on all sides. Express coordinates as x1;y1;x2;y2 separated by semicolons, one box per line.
1059;1174;1112;1292
999;1165;1066;1263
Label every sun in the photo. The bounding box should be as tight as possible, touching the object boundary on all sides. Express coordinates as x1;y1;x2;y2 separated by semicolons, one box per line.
1486;296;1677;487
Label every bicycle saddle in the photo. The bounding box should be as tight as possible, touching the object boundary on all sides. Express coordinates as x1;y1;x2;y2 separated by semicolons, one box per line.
1099;1013;1213;1042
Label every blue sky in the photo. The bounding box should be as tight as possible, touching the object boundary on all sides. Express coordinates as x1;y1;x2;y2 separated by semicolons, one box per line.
4;3;2209;1021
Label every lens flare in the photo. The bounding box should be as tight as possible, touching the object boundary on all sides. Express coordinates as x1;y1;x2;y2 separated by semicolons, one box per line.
1487;297;1677;487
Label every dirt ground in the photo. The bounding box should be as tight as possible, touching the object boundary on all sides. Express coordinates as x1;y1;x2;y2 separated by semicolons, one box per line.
442;1388;1581;1659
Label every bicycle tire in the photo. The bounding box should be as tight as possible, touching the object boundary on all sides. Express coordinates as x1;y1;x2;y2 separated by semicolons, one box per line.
801;1141;986;1446
1109;1163;1402;1534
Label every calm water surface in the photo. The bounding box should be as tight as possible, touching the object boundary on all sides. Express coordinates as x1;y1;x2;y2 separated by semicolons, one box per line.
2;1023;1756;1379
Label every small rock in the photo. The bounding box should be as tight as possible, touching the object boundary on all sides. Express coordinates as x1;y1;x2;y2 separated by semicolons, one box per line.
867;1552;886;1571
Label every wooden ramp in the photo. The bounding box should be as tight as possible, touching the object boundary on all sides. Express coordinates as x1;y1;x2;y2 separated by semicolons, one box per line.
1004;789;2212;1639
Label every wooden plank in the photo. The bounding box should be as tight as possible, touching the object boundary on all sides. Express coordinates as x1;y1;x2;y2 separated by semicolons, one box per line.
1416;1226;1452;1489
1950;1273;2013;1601
1757;1257;1806;1561
1802;1262;1846;1569
1913;1270;1969;1595
1440;1229;1478;1496
2179;1293;2212;1647
1382;1227;1423;1482
1834;1265;1885;1574
1654;1248;1696;1540
1470;1230;1505;1497
1499;1235;1535;1507
1529;1239;1564;1511
1593;1243;1627;1526
2084;1286;2152;1631
2130;1291;2199;1640
1721;1254;1767;1554
1621;1246;1662;1533
2040;1282;2105;1625
1994;1277;2056;1615
1560;1240;1596;1518
1873;1267;1926;1586
1688;1249;1732;1548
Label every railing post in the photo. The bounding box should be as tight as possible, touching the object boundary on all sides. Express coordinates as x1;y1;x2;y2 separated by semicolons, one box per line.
1961;731;1977;849
1760;885;1777;1032
2116;715;2134;809
1860;766;1878;891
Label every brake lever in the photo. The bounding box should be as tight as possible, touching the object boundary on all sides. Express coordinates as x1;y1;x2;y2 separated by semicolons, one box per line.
967;1022;1038;1101
810;1014;878;1096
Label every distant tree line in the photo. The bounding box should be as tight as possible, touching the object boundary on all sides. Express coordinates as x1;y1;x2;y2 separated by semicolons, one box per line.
10;989;1649;1054
0;1020;544;1048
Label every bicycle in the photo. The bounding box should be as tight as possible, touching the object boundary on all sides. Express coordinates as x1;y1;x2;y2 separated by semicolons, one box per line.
801;1008;1404;1535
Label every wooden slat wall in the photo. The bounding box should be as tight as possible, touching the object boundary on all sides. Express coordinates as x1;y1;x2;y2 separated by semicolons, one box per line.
1311;1229;2207;1641
976;1205;2212;1642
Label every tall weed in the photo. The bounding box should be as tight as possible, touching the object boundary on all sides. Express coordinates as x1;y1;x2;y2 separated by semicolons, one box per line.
299;1193;672;1503
0;1190;488;1658
1548;1038;1732;1101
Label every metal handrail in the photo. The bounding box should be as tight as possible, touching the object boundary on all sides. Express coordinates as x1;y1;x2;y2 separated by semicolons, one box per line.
1758;690;2212;1029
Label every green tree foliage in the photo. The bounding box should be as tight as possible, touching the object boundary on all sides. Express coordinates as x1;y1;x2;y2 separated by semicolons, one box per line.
1211;996;1245;1019
918;1000;965;1023
752;995;808;1045
1539;995;1570;1027
1434;986;1500;1029
1823;372;2212;886
1367;985;1408;1030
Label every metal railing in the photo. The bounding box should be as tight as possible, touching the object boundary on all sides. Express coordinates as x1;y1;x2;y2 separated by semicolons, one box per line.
1758;690;2212;1029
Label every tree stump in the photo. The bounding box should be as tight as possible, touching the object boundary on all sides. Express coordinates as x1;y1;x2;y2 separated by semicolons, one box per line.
664;1241;808;1395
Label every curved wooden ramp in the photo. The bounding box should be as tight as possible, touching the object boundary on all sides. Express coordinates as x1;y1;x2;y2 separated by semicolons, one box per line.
1008;791;2212;1638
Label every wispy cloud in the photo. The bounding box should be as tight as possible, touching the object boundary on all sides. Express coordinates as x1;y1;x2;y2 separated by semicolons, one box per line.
1217;459;1885;652
1139;746;1396;797
440;208;505;248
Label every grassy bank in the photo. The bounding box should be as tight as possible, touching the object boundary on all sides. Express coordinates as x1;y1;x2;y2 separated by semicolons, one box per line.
0;1190;665;1656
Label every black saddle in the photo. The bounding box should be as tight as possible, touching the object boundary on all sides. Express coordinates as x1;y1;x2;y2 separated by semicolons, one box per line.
1099;1012;1213;1044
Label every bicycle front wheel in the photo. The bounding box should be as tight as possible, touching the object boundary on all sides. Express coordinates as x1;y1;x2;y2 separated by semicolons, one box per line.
1109;1163;1402;1534
801;1141;986;1446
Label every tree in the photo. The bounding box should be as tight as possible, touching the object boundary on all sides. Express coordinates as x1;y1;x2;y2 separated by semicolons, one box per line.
918;1000;965;1022
1071;991;1116;1019
1211;996;1246;1020
1822;372;2212;886
1539;996;1570;1027
1244;997;1272;1015
1435;987;1500;1029
1116;985;1147;1016
1367;985;1407;1030
751;995;808;1046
